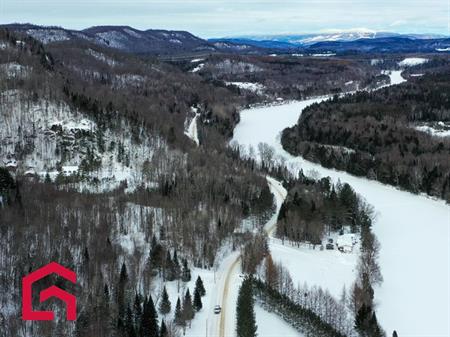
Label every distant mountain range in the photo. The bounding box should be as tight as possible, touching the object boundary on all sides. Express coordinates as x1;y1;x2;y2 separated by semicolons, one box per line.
0;23;262;55
231;29;447;45
2;24;450;56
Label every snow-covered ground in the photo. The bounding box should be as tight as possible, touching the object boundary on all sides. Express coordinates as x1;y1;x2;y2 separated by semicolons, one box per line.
184;108;200;145
398;57;428;67
191;63;205;73
225;82;265;94
255;304;304;337
379;70;406;89
0;90;169;192
266;176;358;298
232;72;450;336
414;123;450;137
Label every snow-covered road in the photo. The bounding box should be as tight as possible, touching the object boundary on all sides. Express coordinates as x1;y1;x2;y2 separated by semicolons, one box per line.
232;71;450;336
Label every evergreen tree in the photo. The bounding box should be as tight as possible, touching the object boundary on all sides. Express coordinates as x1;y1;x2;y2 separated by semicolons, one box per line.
158;286;171;315
173;249;181;279
355;304;384;337
195;275;206;296
150;236;164;272
125;303;136;337
236;277;257;337
160;319;168;337
182;289;195;324
165;251;175;281
193;288;203;312
141;296;159;337
393;331;398;337
117;262;129;326
181;258;191;282
134;293;143;333
174;297;184;327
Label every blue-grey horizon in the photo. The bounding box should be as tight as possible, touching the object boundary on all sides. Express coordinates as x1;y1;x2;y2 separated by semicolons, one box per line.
0;0;449;38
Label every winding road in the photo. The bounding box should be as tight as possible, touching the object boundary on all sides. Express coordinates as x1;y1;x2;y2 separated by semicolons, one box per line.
206;70;449;337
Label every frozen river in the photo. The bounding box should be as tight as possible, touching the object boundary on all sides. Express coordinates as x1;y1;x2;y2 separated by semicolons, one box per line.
232;72;450;336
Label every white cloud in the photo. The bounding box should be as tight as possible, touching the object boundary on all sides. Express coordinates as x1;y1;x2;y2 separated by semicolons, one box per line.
1;0;448;37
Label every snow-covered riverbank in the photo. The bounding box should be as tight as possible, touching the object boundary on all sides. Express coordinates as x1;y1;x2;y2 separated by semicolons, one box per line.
232;71;450;336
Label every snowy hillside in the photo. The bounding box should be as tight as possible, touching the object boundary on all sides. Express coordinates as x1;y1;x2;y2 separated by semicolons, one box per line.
0;90;171;192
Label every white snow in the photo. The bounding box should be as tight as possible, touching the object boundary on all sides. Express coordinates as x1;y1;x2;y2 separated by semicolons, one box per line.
225;82;265;94
398;57;428;67
0;62;30;79
415;124;450;137
379;70;406;88
26;29;71;44
310;53;336;57
231;72;450;336
0;90;169;193
86;49;119;67
169;38;182;44
184;108;200;145
255;304;304;337
191;63;205;73
190;58;205;63
436;47;450;52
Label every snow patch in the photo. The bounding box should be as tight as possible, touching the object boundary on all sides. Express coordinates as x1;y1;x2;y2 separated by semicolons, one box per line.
190;63;205;73
225;81;265;94
398;57;428;67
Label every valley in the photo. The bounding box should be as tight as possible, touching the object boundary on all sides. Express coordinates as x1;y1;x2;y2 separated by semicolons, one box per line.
0;22;449;337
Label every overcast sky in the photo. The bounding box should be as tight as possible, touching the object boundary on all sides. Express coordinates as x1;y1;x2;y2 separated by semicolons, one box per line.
1;0;449;38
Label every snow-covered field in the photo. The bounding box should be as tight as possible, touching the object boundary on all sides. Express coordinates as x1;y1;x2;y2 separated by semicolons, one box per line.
255;305;304;337
232;72;450;336
266;175;358;299
398;57;428;67
225;82;265;94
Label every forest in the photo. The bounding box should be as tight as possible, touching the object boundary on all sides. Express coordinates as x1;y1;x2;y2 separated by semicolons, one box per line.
190;54;384;100
282;64;450;201
276;173;373;245
0;28;274;337
1;26;397;337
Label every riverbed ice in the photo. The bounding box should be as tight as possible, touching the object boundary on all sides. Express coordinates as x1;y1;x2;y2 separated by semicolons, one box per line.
232;71;450;336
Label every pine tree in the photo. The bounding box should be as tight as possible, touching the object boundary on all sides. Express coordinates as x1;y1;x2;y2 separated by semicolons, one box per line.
173;249;181;279
160;319;168;337
181;258;191;282
134;293;143;333
174;297;184;327
195;276;206;296
117;262;129;326
393;331;398;337
236;277;257;337
100;283;112;334
165;251;175;281
141;295;159;337
182;289;195;324
193;288;203;312
158;286;171;315
125;303;136;337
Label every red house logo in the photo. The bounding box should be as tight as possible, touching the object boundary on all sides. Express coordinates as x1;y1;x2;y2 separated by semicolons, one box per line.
22;262;77;321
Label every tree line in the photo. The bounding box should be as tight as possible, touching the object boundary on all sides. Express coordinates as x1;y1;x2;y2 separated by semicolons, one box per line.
282;67;450;201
